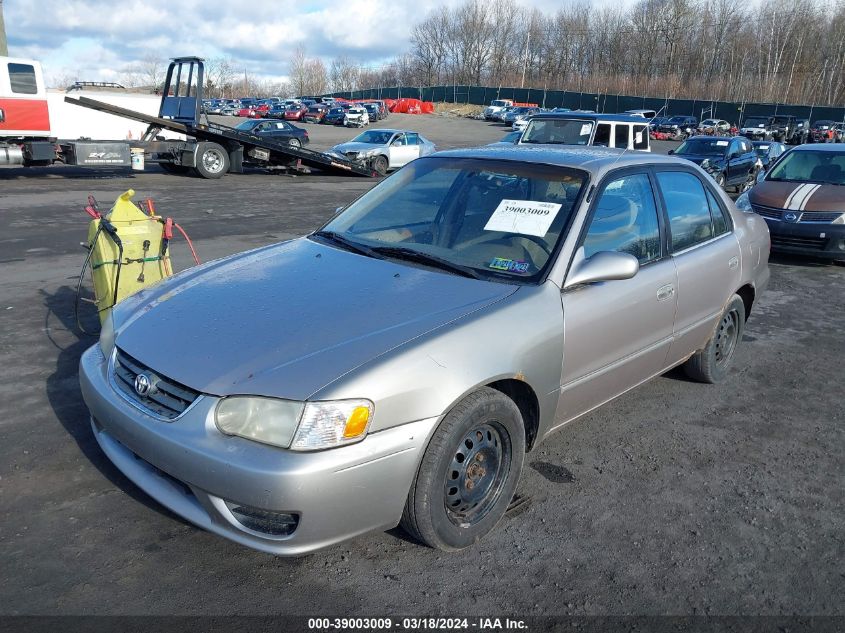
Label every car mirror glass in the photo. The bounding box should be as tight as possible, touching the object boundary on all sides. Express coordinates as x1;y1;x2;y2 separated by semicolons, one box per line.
563;250;639;290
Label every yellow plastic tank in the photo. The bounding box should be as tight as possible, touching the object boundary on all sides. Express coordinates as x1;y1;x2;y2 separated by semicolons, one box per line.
87;189;171;322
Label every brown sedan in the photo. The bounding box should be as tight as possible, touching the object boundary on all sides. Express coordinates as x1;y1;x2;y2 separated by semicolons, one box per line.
737;144;845;260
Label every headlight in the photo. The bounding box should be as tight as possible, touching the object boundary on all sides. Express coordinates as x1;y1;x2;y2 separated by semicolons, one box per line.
833;213;845;225
214;397;373;451
735;191;752;212
99;311;116;358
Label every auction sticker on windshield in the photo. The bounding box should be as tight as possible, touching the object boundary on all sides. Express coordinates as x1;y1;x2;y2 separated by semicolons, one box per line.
716;140;729;146
484;200;562;237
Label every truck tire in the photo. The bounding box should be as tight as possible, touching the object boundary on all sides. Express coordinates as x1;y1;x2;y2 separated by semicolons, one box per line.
195;142;229;179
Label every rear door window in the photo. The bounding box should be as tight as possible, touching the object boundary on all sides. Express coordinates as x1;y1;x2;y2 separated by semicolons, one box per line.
633;125;649;150
656;171;715;251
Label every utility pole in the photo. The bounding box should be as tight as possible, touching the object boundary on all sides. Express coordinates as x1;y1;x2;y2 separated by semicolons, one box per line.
520;29;530;89
0;0;8;57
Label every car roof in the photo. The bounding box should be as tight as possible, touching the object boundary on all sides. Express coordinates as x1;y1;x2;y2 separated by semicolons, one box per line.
688;135;734;141
433;145;687;172
786;143;845;153
530;112;648;123
364;129;417;135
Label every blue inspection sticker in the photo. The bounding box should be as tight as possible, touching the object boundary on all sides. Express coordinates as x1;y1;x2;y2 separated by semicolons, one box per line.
489;257;530;273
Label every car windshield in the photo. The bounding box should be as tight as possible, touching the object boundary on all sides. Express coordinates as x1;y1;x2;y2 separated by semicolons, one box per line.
772;117;791;124
767;150;845;185
744;118;769;127
701;119;719;126
315;157;588;282
491;100;509;107
675;138;730;156
521;119;594;145
753;144;771;156
667;117;687;124
350;130;395;145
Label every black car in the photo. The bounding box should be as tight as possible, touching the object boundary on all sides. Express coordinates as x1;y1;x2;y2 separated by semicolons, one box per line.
670;135;758;192
363;103;380;122
752;141;786;171
657;115;698;138
233;119;310;147
323;106;348;125
264;104;288;120
649;116;669;131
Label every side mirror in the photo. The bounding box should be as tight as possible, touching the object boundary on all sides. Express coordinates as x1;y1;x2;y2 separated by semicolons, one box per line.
667;149;675;155
334;206;344;215
563;250;639;290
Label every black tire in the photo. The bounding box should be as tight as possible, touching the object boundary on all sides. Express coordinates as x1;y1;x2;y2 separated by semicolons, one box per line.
194;142;229;179
371;155;389;176
683;294;746;383
287;138;302;149
715;172;726;189
400;387;525;551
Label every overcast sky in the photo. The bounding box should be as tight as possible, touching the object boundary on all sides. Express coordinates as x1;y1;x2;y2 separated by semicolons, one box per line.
4;0;624;85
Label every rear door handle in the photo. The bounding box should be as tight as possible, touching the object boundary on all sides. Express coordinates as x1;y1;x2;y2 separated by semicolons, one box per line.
657;284;675;301
728;256;739;269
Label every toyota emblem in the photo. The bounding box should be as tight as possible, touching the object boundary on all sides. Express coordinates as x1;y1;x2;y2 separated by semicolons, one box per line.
134;374;152;397
783;211;799;223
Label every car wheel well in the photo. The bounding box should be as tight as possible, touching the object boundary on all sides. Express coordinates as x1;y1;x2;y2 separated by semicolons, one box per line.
736;284;755;321
487;379;540;452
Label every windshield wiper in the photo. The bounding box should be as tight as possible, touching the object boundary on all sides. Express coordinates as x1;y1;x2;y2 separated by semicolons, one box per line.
372;245;481;279
311;231;383;259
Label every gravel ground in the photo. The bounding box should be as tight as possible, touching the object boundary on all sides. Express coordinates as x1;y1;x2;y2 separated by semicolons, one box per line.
0;113;842;619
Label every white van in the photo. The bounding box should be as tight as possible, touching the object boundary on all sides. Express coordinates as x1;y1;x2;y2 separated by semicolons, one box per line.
519;113;651;152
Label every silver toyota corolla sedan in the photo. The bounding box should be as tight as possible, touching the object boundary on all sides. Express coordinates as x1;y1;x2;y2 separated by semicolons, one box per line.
80;147;770;555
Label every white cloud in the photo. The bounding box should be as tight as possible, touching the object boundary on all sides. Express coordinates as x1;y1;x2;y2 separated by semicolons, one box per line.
4;0;641;83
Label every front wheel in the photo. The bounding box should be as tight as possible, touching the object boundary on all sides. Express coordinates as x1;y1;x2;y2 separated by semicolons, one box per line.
371;155;389;176
400;387;525;551
715;172;726;189
683;294;746;383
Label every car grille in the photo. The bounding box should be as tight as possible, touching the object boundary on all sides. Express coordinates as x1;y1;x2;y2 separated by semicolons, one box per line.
112;348;200;420
752;204;842;224
771;235;828;250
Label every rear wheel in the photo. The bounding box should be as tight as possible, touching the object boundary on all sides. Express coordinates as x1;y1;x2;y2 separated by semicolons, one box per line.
194;142;229;179
287;138;302;149
401;387;525;551
683;294;746;383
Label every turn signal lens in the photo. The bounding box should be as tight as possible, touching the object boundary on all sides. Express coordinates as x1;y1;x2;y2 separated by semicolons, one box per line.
343;406;371;438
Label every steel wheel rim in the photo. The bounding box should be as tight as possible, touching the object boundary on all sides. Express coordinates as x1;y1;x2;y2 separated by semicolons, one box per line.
288;139;300;148
716;174;726;187
715;308;740;368
444;422;510;526
203;149;225;173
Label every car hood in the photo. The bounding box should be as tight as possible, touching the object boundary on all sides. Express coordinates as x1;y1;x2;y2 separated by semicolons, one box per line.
749;180;845;212
331;142;384;154
115;238;517;400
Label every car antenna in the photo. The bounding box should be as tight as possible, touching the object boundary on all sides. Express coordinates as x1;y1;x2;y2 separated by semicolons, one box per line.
610;105;668;168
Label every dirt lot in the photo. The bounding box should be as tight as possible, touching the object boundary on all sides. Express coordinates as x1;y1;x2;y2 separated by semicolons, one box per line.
0;113;842;618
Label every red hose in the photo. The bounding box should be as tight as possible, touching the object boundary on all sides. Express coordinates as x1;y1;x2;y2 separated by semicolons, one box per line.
174;222;201;265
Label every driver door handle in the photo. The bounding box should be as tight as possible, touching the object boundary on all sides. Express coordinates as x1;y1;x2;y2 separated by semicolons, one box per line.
657;284;675;301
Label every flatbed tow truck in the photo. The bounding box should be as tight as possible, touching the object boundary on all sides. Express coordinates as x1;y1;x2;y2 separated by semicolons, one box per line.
2;55;376;179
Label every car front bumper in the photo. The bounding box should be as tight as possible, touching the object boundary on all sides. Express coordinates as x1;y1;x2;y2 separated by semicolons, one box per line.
79;345;439;555
764;218;845;260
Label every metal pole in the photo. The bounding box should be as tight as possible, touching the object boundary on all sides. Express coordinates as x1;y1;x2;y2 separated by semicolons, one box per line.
0;0;8;57
520;30;530;89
